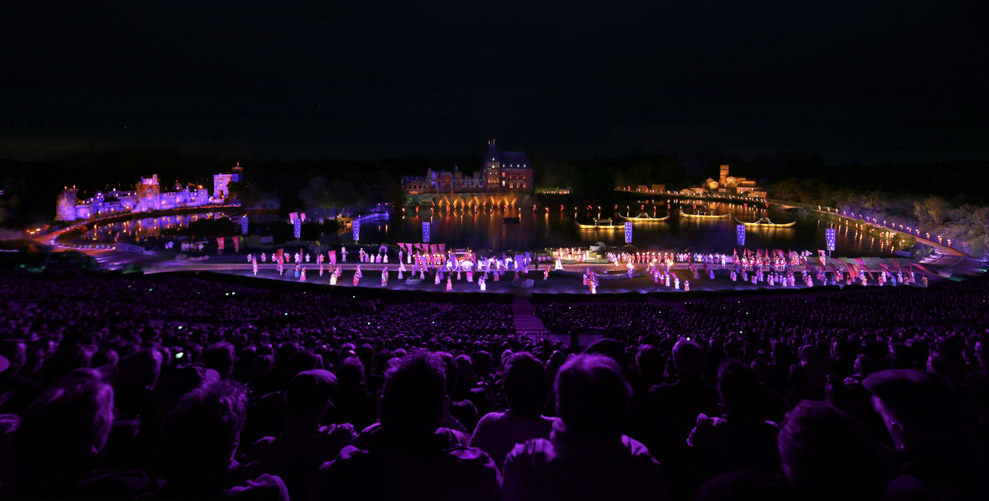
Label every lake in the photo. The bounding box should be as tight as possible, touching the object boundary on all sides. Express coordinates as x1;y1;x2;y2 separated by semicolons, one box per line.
78;201;901;257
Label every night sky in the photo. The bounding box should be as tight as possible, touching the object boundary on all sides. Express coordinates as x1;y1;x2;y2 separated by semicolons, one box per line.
2;1;987;163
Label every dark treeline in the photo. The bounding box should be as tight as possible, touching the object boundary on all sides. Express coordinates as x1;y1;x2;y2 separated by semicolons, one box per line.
3;149;989;233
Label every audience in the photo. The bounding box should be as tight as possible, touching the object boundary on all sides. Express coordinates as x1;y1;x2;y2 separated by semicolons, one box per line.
0;270;987;500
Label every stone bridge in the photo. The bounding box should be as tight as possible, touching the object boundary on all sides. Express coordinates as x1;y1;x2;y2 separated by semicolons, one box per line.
407;192;535;209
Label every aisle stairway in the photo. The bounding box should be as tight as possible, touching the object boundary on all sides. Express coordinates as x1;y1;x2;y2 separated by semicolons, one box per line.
512;296;549;338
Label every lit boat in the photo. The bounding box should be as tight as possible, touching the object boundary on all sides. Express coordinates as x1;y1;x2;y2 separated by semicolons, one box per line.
618;212;670;222
576;218;624;230
734;217;796;228
679;208;730;219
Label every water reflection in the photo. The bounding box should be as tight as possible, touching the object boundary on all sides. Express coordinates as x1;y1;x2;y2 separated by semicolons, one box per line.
81;213;227;242
79;202;898;257
355;202;894;256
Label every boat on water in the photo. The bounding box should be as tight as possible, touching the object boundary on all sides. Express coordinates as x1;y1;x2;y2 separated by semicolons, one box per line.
502;216;521;223
679;208;730;219
619;212;670;222
734;217;796;228
576;218;625;230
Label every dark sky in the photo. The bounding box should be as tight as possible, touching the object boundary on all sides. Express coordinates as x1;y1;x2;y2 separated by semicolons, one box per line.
2;1;987;164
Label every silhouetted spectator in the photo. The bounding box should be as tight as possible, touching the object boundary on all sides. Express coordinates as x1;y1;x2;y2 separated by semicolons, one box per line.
311;350;500;501
159;380;288;500
650;339;720;448
502;354;667;501
2;368;151;499
243;369;355;501
202;342;236;380
865;369;988;501
777;400;885;500
471;352;558;468
688;361;781;478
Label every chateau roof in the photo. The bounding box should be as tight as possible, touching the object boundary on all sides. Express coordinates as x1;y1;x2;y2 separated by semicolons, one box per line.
499;151;529;168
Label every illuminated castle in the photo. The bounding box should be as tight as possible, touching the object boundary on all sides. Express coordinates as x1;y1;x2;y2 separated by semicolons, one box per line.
402;139;532;194
402;164;486;194
213;162;243;199
55;165;241;222
484;139;532;192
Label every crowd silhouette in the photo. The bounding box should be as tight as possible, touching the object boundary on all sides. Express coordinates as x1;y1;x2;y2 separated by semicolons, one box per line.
0;270;987;500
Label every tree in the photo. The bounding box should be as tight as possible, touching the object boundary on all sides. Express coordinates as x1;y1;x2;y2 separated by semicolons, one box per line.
914;196;951;225
226;180;258;208
299;176;335;208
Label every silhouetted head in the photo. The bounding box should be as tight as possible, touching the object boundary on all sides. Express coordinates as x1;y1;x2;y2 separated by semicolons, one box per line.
865;369;983;477
115;348;164;415
853;354;877;377
10;368;114;490
778;401;885;501
159;380;248;482
0;340;27;377
379;350;448;435
672;339;704;376
635;344;663;384
284;369;337;418
201;342;235;380
473;350;493;376
555;354;631;439
582;338;626;368
717;360;763;420
503;352;549;419
335;356;365;390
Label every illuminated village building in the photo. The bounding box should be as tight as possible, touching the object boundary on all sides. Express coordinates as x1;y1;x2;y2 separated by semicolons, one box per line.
620;184;666;193
692;164;767;198
55;165;241;222
402;139;533;194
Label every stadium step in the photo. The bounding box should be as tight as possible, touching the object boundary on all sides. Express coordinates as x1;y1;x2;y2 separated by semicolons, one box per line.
512;296;549;338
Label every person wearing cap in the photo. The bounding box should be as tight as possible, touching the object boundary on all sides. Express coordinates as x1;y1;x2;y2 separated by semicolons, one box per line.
865;369;988;500
502;354;667;501
311;350;499;501
241;369;356;501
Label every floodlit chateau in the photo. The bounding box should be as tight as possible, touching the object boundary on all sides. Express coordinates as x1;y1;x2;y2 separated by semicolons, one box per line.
55;164;242;222
402;139;533;194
